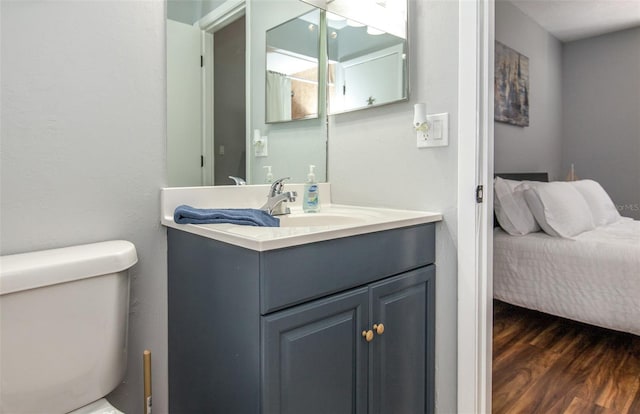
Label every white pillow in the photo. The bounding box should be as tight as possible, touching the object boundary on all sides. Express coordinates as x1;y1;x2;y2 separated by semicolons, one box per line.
494;177;540;235
570;179;620;226
523;181;595;238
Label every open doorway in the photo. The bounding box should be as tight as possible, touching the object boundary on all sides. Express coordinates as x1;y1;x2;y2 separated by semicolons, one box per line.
491;1;640;412
212;16;246;185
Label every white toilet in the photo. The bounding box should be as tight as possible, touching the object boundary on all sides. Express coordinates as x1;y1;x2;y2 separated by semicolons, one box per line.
0;240;138;414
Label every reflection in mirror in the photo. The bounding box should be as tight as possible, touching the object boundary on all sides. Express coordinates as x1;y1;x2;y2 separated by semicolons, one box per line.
166;0;329;187
167;0;247;187
302;0;406;38
265;9;321;123
327;15;406;113
249;0;327;185
303;0;408;114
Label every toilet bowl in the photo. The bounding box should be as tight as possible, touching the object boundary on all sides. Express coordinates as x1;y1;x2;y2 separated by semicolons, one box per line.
68;398;124;414
0;240;138;414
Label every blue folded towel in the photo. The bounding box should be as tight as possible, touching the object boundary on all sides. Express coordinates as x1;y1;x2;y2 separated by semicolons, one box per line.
174;205;280;227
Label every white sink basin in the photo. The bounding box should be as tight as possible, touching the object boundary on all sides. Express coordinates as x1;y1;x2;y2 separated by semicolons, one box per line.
278;212;368;227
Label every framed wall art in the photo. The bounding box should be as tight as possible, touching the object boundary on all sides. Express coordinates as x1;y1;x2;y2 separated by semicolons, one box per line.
495;41;529;127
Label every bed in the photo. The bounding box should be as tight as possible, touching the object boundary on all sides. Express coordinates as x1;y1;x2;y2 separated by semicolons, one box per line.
492;172;640;336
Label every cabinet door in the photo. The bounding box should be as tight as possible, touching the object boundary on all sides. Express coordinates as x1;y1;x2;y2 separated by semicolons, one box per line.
262;288;369;414
369;266;435;414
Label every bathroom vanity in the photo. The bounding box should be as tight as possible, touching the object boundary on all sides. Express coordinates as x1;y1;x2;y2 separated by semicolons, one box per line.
163;185;441;414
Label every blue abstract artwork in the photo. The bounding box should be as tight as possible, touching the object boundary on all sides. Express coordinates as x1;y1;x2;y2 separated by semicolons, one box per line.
495;42;529;127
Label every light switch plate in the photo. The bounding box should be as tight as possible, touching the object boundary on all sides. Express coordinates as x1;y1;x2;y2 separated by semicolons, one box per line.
417;112;449;148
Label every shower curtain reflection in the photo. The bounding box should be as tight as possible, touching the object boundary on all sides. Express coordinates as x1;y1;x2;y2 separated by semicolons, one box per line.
266;71;292;122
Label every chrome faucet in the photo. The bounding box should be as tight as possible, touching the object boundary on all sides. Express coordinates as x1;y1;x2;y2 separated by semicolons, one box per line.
261;177;297;215
228;176;246;185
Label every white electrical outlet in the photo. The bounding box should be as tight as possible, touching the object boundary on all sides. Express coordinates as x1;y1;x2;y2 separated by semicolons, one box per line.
417;112;449;148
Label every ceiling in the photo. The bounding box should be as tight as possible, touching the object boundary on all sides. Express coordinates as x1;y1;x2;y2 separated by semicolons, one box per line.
508;0;640;42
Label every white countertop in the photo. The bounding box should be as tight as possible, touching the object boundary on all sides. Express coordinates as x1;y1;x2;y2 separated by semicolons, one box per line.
161;184;442;251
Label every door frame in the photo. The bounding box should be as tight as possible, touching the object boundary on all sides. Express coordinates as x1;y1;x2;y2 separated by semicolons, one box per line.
457;0;494;412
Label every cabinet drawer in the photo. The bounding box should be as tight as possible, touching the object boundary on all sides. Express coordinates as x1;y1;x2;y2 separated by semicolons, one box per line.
260;223;435;314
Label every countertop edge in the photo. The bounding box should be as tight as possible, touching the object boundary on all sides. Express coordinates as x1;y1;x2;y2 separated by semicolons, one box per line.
162;210;442;251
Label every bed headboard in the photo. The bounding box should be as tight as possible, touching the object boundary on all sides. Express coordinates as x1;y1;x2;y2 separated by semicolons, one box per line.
493;172;549;227
494;172;548;182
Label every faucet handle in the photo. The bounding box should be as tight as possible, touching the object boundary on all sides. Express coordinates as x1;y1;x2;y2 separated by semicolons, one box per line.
269;177;290;195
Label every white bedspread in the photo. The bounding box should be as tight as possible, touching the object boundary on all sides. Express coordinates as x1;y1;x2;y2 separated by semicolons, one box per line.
493;217;640;335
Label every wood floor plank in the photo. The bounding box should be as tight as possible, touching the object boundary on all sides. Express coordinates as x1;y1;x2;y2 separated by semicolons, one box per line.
597;374;640;414
505;346;597;414
492;342;561;413
583;334;640;412
528;317;587;355
500;313;606;412
618;334;640;414
493;303;558;362
492;301;640;414
563;397;618;414
627;386;640;414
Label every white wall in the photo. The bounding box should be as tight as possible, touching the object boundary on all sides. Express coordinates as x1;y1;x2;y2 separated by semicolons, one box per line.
0;2;168;413
329;0;459;411
494;1;563;180
562;27;640;219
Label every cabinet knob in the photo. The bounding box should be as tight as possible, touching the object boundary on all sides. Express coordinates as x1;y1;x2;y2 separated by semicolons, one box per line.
362;330;374;342
373;323;385;335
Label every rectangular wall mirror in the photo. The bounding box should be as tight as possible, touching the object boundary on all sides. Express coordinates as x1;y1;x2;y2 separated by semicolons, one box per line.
166;0;407;187
266;9;321;123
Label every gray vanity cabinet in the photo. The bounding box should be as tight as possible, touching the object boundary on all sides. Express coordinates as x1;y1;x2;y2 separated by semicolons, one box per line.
168;223;436;414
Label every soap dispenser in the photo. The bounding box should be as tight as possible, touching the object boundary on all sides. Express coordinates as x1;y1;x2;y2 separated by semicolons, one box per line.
263;166;274;184
303;165;320;213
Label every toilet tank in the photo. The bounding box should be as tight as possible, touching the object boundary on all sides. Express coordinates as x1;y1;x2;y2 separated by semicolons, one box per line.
0;240;138;414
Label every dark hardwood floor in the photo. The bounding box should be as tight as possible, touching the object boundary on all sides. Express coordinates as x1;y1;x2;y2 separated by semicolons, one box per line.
492;300;640;414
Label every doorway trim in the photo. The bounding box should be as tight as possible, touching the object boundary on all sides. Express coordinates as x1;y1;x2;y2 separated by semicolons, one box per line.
198;0;245;32
457;0;494;412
